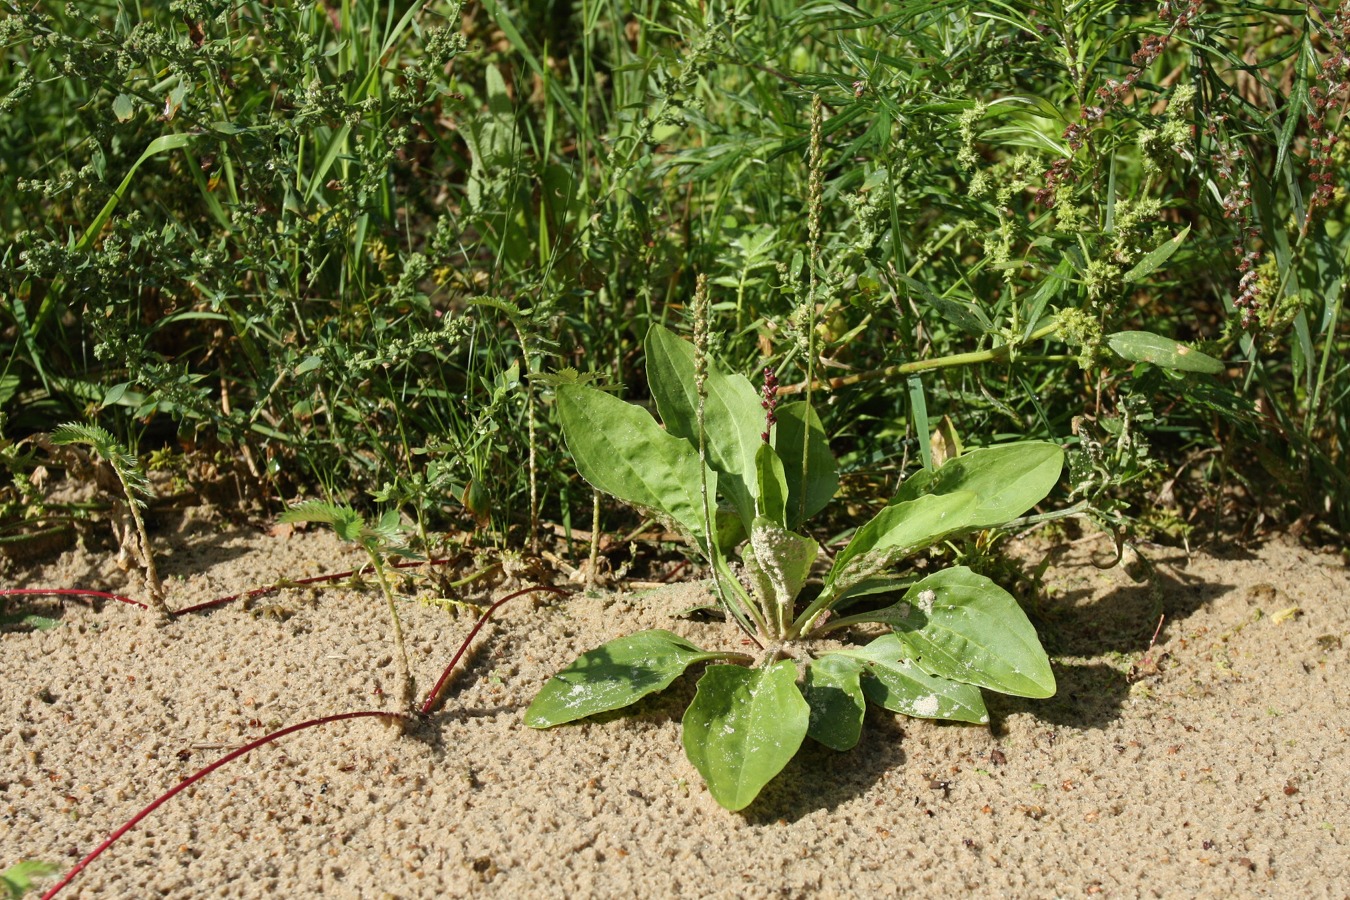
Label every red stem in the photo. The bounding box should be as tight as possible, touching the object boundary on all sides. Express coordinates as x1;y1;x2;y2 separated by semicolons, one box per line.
39;710;403;900
1;558;461;618
173;556;459;616
0;588;146;610
36;580;568;897
418;584;569;716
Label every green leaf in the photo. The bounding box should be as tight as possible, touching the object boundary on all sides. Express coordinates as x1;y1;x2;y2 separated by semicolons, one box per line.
862;567;1055;699
525;630;726;727
645;324;763;527
890;442;1064;529
828;491;978;588
279;500;366;543
839;634;989;724
1;859;60;896
802;655;866;751
556;383;714;546
754;443;788;526
742;518;819;618
1122;225;1190;283
682;661;810;811
773;401;837;528
112;93;135;122
1106;331;1224;375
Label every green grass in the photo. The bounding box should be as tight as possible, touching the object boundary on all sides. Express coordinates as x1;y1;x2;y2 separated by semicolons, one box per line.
1;0;1347;547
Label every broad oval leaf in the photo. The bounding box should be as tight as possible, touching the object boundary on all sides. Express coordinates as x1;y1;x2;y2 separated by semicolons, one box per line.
866;567;1055;699
890;442;1064;529
645;324;764;527
682;661;809;811
557;383;713;546
773;401;838;528
525;630;724;727
839;635;988;724
1106;330;1224;375
802;655;866;751
829;491;978;588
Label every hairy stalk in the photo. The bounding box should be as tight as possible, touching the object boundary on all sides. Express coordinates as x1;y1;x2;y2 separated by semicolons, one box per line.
587;489;601;589
693;275;763;640
367;551;416;715
800;93;825;527
49;425;170;618
109;466;167;616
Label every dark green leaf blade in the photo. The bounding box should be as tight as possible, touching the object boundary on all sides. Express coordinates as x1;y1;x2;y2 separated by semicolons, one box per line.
802;655;866;751
645;324;763;527
681;661;810;811
556;383;713;545
889;442;1064;528
1106;331;1224;374
842;634;989;724
1121;226;1190;283
525;630;724;727
863;567;1055;699
828;491;978;588
773;401;838;528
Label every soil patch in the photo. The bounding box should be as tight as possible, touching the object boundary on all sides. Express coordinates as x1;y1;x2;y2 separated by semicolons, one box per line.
3;520;1348;897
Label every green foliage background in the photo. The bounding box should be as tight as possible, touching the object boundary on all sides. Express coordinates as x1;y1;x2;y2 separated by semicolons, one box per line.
2;0;1347;543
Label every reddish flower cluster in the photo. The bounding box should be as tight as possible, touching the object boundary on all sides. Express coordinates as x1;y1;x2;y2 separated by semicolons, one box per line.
1203;99;1264;328
1036;1;1202;207
1307;1;1350;221
760;367;778;443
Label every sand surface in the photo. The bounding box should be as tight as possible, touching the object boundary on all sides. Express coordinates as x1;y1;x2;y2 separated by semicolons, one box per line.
2;514;1348;898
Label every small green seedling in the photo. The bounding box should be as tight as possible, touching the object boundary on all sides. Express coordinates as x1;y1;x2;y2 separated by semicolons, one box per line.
528;324;1063;810
50;423;168;617
278;501;419;713
1;860;58;899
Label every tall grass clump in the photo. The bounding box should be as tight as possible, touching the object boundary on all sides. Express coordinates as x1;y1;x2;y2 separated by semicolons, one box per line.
2;1;1346;541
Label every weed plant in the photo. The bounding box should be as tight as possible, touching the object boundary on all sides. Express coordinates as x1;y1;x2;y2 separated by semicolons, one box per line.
1;1;1347;539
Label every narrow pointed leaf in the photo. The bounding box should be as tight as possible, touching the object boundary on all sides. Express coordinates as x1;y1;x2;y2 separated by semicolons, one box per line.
863;567;1055;699
645;324;763;526
1106;331;1224;374
682;661;809;811
889;442;1064;528
525;630;725;727
774;401;837;528
840;634;988;724
556;383;713;545
754;443;788;526
1121;226;1190;283
802;655;866;750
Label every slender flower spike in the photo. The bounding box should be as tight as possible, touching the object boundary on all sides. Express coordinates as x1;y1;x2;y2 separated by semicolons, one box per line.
760;367;779;443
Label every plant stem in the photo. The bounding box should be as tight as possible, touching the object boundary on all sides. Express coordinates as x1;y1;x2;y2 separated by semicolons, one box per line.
778;322;1062;396
367;551;415;714
115;471;169;618
38;710;404;900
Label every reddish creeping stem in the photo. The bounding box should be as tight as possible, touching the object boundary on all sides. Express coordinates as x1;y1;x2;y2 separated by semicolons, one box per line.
419;584;568;716
11;574;569;897
38;710;401;900
0;588;146;610
0;557;458;618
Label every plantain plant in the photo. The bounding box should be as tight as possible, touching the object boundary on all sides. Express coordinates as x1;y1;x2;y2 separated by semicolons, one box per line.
50;423;169;617
527;324;1065;810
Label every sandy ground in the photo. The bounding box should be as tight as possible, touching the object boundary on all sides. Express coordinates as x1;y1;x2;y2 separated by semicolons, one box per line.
2;513;1348;898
